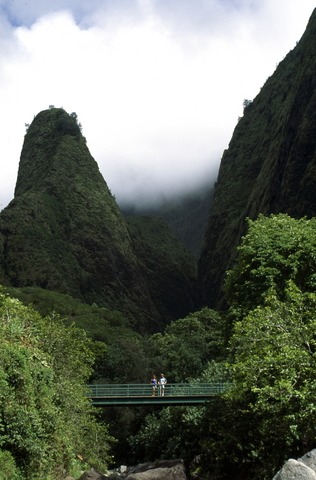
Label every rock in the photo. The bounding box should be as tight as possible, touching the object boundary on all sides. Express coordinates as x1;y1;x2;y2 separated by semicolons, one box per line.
272;458;316;480
124;459;187;480
78;467;108;480
82;459;187;480
299;449;316;472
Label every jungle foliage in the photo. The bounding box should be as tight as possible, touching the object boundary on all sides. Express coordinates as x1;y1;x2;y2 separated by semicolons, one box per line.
2;17;316;474
2;214;316;479
121;214;316;480
198;214;316;479
148;308;226;383
0;289;113;479
3;286;149;384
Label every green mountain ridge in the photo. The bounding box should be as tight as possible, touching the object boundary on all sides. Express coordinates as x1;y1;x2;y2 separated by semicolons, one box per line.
0;108;197;332
198;7;316;309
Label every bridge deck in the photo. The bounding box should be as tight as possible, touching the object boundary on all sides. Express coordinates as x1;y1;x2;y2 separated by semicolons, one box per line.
87;383;228;406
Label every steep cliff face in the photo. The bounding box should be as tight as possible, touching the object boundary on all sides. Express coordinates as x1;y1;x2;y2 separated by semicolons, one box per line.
199;8;316;308
127;216;197;327
0;108;159;329
122;186;213;257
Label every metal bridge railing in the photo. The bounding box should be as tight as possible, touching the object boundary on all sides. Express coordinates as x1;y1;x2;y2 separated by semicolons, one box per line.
86;383;228;399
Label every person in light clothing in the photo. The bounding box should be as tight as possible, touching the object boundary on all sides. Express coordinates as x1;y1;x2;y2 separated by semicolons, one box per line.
159;373;167;396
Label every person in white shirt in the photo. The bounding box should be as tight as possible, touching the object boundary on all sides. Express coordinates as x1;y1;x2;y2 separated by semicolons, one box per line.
159;373;167;396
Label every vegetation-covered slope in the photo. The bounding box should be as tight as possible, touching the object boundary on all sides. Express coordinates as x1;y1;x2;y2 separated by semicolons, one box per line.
127;216;197;327
0;289;112;479
4;214;316;480
122;186;213;257
198;8;316;308
3;10;316;478
125;214;316;480
0;107;200;332
0;108;159;330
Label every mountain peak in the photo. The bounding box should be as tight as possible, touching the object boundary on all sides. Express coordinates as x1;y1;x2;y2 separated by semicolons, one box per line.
15;108;83;197
0;107;198;332
0;108;162;329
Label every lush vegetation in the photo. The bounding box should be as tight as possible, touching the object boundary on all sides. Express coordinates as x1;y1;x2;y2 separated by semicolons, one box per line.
0;289;113;479
198;214;316;479
2;103;316;479
148;308;226;382
2;211;316;479
0;108;199;334
3;286;150;384
0;108;159;331
120;214;316;479
1;12;315;479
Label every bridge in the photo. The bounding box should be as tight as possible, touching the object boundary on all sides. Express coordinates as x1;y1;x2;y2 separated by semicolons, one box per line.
86;383;228;406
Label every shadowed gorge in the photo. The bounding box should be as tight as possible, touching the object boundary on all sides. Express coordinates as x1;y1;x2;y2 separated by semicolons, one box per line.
127;215;197;327
121;186;213;257
198;8;316;309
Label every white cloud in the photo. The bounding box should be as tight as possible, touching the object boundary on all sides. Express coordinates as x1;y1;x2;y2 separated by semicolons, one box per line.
0;0;314;209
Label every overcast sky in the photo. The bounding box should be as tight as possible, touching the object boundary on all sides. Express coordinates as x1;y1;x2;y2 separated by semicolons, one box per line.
0;0;314;210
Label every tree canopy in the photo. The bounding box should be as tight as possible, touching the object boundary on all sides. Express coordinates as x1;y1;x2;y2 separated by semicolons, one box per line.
149;307;226;382
0;290;112;479
225;213;316;313
199;214;316;479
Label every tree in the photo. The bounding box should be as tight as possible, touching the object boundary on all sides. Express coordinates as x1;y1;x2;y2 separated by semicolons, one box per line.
0;290;112;479
222;286;316;477
243;99;253;110
128;405;206;468
225;214;316;315
198;214;316;479
0;450;23;480
149;308;226;382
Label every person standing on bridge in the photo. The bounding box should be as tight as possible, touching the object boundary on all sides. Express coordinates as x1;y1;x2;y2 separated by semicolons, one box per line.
159;373;167;396
151;375;157;396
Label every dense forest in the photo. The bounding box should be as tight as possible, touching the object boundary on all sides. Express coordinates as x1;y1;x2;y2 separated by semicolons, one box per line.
1;7;316;480
2;213;316;480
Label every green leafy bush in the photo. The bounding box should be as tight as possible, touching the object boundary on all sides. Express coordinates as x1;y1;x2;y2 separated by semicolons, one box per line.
0;289;113;479
0;450;23;480
199;214;316;479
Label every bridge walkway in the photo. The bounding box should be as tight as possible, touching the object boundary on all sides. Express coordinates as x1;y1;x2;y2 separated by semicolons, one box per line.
86;383;228;406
